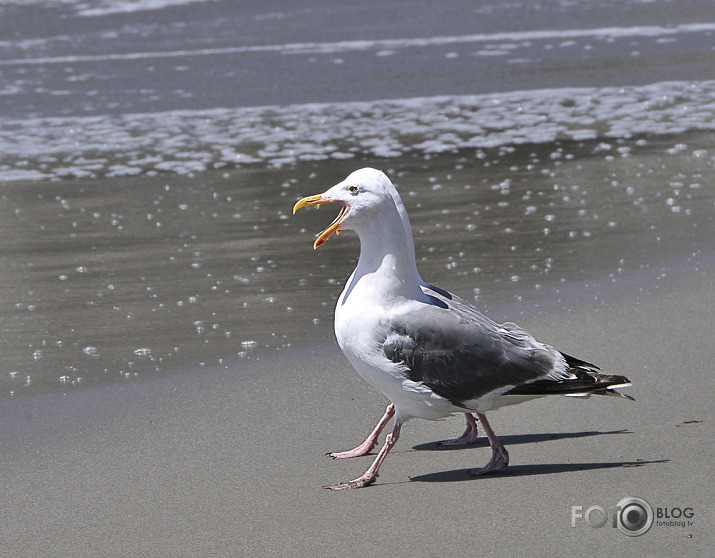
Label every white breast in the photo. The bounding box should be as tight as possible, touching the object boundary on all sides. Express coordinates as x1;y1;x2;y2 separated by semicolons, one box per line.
334;285;462;422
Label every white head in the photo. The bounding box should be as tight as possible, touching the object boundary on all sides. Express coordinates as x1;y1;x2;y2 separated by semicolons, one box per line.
293;167;411;250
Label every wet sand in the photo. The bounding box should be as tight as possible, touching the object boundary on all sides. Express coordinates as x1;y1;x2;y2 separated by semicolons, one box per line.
0;252;711;556
3;133;714;395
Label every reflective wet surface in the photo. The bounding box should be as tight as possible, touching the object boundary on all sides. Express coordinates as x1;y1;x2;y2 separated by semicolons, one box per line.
2;131;713;395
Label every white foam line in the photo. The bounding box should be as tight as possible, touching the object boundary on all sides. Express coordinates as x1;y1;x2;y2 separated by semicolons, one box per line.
76;0;214;18
1;79;713;182
2;22;714;66
0;0;211;16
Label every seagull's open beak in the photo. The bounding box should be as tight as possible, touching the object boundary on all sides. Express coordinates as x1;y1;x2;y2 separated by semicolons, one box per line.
293;194;350;249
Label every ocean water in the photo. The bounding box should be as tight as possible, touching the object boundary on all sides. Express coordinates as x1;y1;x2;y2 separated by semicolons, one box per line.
1;0;713;396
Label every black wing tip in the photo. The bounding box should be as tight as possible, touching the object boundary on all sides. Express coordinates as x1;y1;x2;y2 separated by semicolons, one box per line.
507;370;634;398
560;351;601;371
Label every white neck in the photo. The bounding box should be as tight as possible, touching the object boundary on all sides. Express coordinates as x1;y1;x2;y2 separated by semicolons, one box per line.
341;207;425;305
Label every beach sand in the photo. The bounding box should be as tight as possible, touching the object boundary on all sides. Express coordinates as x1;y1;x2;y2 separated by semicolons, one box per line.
1;251;711;557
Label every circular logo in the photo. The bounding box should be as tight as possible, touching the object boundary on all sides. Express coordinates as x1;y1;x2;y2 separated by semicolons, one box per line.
615;497;654;537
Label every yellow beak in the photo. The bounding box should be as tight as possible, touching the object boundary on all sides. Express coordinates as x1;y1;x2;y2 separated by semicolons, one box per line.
293;194;349;249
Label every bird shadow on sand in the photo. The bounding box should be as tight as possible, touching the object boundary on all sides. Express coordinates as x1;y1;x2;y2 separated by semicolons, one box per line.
409;459;669;483
412;429;631;452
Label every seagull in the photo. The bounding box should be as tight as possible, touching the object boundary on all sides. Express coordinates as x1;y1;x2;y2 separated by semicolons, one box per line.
293;168;633;490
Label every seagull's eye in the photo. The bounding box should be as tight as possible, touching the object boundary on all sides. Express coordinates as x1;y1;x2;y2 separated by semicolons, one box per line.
348;185;359;194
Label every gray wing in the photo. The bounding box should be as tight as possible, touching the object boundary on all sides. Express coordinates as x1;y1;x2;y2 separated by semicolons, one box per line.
383;288;570;406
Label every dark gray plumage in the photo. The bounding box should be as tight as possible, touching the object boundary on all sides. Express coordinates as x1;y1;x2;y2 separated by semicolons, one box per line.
385;283;633;406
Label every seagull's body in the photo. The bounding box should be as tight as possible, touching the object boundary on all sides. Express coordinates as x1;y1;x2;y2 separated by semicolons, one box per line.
294;168;633;490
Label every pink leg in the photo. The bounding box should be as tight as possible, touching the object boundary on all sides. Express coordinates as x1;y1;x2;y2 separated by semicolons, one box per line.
469;412;509;476
438;413;479;446
329;403;395;459
325;422;402;490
